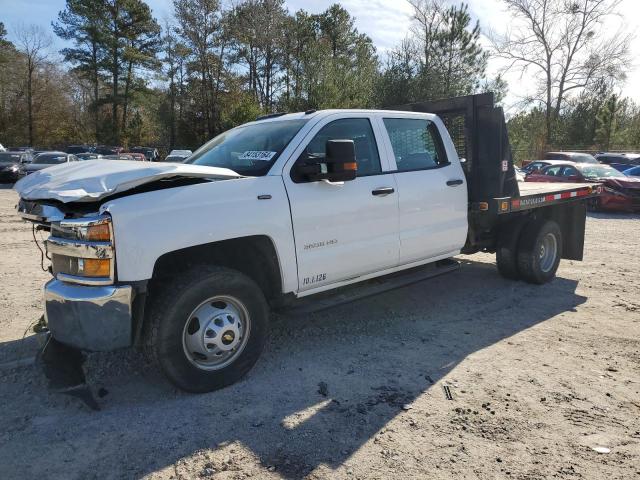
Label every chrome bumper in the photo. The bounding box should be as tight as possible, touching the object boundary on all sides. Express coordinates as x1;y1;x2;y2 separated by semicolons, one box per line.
44;279;133;351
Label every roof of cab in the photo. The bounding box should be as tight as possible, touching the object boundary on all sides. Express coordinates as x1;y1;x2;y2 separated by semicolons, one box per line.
250;109;436;124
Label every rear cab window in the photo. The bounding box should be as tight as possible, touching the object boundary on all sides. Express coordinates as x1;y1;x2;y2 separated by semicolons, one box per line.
382;118;449;172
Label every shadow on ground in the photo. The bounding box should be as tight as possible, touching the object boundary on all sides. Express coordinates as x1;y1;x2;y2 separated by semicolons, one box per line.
0;259;587;479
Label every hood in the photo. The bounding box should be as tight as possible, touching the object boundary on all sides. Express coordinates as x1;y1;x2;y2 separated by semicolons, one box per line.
14;159;242;203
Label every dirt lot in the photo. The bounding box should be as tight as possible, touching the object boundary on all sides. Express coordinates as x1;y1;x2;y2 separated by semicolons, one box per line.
0;185;639;480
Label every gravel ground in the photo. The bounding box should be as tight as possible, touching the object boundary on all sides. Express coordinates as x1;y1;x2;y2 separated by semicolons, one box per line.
0;185;639;480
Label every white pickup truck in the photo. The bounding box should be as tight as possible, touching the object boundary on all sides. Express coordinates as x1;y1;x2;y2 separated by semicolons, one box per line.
16;94;599;392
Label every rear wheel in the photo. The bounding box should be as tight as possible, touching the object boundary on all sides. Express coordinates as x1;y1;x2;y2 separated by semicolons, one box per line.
516;219;562;284
145;266;269;393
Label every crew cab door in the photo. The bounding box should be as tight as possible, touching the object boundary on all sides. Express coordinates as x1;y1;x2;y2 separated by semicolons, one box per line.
379;116;467;264
283;115;399;292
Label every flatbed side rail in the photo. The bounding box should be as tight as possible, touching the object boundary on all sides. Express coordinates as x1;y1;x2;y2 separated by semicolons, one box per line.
487;184;602;214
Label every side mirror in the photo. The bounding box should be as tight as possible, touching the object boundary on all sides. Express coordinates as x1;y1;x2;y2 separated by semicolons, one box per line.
295;139;357;182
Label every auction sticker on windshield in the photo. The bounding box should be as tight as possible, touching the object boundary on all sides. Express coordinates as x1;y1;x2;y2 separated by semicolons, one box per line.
238;151;277;161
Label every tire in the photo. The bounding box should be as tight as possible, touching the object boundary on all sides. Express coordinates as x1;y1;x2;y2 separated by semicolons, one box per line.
495;220;527;280
587;197;601;212
516;218;562;284
145;266;269;393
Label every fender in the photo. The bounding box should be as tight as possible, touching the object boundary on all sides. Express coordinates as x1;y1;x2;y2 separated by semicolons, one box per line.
100;175;297;293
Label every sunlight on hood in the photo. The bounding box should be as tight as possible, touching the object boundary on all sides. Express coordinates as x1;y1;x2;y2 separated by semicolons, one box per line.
14;160;241;203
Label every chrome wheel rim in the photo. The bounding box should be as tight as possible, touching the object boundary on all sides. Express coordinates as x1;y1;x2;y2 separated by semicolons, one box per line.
182;295;250;371
539;233;558;273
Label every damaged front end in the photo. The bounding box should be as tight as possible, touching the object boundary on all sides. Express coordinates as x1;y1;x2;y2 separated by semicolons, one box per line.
17;199;136;352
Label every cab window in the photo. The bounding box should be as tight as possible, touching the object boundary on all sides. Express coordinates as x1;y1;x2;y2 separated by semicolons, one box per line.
301;118;381;177
382;118;448;172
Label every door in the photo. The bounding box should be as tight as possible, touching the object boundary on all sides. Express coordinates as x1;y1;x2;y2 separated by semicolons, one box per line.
283;116;399;292
380;116;468;265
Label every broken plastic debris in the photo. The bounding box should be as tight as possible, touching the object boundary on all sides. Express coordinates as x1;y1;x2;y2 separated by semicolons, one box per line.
592;446;610;454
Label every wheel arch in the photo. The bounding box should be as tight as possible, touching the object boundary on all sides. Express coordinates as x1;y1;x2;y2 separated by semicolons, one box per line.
150;235;284;304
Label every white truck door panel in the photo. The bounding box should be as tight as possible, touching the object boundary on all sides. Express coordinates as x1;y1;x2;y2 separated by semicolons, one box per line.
283;115;400;291
380;116;467;264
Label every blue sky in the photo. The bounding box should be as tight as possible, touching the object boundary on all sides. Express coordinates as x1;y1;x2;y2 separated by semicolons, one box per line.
1;0;639;111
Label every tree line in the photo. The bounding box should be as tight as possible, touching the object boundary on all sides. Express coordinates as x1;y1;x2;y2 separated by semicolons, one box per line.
0;0;635;159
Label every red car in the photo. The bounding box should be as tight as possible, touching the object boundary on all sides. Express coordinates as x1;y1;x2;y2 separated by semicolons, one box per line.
525;162;640;212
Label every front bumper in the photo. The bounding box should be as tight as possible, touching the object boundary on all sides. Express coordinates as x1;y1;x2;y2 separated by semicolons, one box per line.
44;279;133;351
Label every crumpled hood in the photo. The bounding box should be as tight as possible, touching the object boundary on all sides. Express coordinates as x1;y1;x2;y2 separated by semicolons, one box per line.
600;177;640;189
14;159;241;203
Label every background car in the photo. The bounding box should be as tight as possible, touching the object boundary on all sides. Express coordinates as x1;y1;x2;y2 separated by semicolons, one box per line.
94;145;124;155
168;149;192;157
162;154;189;163
23;152;78;175
66;145;94;154
102;154;135;160
544;151;599;164
76;153;103;161
595;152;640;172
514;166;526;182
526;162;640;212
521;159;568;174
0;143;5;152
0;151;27;183
121;152;147;161
129;146;159;161
623;165;640;177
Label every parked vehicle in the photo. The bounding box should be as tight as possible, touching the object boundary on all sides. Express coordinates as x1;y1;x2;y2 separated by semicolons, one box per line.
521;159;568;174
122;152;147;161
103;154;135;161
169;149;192;157
129;146;159;161
595;152;640;172
0;143;6;152
15;93;600;393
94;145;124;155
0;152;27;183
514;166;526;182
162;154;188;163
526;162;640;212
76;153;103;161
66;145;94;154
623;165;640;177
545;151;598;164
23;152;79;175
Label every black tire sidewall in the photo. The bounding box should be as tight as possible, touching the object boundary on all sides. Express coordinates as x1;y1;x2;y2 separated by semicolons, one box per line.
517;219;562;284
152;267;269;393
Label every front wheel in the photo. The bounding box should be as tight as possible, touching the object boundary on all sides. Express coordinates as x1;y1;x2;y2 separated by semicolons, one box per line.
145;266;269;393
516;219;562;284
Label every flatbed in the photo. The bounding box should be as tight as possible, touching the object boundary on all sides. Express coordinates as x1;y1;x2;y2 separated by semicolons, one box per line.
495;182;601;214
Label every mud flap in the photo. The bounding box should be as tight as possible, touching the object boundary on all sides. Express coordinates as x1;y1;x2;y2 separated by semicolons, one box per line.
38;334;100;411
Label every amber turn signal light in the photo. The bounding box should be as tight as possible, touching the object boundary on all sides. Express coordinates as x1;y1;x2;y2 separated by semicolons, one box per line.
80;258;111;277
86;223;111;241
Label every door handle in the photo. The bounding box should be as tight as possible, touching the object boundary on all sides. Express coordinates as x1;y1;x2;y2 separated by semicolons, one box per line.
446;179;464;186
372;187;395;196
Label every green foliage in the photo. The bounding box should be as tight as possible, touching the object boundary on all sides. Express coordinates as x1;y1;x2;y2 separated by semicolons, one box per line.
377;1;488;107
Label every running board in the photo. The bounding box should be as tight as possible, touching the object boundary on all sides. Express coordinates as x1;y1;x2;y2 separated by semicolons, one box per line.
281;258;460;315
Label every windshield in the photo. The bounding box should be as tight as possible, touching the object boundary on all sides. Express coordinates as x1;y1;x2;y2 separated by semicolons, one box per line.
579;165;625;179
186;119;308;176
34;154;66;165
0;152;21;163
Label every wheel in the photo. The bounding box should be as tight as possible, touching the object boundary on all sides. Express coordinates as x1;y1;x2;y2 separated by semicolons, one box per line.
495;220;527;280
587;197;601;212
145;266;269;393
516;219;562;284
